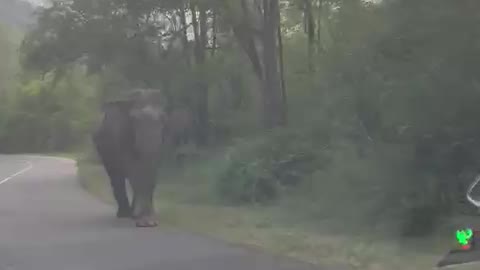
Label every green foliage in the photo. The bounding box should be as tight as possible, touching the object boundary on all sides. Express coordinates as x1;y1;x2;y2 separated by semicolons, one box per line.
242;0;480;237
300;0;480;235
0;24;20;95
216;129;328;204
4;0;480;241
0;68;98;153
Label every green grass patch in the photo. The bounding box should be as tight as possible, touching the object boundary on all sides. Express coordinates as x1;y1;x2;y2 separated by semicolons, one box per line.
44;152;79;160
75;147;479;270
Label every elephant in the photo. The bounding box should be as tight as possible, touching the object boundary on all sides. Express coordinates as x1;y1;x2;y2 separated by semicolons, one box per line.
92;89;169;227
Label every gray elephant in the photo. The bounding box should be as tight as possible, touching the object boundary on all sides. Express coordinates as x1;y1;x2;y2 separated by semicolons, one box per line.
92;89;169;227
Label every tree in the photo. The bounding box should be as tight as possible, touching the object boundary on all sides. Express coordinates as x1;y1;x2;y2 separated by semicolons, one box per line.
20;0;223;145
226;0;288;128
0;24;19;97
189;1;211;145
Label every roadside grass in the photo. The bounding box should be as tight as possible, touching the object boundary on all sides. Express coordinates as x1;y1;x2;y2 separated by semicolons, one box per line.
76;150;479;270
44;152;79;160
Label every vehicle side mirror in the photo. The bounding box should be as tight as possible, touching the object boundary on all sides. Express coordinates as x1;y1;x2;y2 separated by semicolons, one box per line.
466;175;480;208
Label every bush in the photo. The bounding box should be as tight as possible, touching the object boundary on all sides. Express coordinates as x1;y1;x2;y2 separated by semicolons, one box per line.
215;129;329;204
0;68;98;153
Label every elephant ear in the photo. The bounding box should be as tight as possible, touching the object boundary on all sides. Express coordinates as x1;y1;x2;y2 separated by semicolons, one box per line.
98;99;138;158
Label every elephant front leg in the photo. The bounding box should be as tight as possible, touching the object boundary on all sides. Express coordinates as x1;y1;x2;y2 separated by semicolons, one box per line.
131;193;158;227
100;156;131;218
130;177;158;228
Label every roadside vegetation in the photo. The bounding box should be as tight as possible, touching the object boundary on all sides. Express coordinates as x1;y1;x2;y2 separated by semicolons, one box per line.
2;0;480;269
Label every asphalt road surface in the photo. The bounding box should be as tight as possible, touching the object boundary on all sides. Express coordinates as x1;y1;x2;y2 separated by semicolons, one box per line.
0;155;321;270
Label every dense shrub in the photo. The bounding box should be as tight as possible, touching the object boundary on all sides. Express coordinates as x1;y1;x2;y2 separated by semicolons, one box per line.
216;129;329;204
0;69;98;153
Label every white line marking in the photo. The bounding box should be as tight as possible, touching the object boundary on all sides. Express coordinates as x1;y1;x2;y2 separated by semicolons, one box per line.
0;161;33;185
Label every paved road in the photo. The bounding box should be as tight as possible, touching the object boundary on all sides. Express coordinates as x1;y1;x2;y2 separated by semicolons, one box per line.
0;155;320;270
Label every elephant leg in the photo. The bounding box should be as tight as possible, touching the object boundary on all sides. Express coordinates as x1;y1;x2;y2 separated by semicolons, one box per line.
131;192;158;227
133;191;157;227
130;192;144;219
100;155;131;218
128;169;144;219
129;166;158;227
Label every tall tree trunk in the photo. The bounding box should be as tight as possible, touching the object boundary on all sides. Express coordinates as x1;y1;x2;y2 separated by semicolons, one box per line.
211;9;217;57
232;0;287;129
277;25;287;125
316;0;323;54
261;0;286;128
190;3;209;145
303;6;308;34
304;0;315;72
179;5;190;66
190;4;200;60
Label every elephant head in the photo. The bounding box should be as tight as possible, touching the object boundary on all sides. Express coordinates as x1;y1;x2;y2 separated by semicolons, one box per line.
127;89;169;158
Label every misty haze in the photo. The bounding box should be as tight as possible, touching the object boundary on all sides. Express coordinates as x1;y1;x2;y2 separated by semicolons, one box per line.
1;0;480;270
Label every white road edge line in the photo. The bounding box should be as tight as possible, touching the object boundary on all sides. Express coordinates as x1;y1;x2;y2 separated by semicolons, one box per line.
0;161;33;185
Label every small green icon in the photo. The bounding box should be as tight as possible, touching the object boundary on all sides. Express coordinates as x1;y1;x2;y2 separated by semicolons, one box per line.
456;229;473;246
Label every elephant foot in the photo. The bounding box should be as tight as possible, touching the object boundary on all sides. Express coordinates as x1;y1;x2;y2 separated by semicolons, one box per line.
135;216;158;227
116;208;132;218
